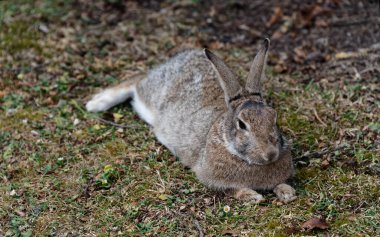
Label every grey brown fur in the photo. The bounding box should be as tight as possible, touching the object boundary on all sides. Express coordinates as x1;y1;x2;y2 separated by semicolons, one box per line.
86;39;296;203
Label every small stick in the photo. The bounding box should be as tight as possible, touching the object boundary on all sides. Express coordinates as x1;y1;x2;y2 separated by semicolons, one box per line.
313;108;327;127
193;219;204;237
93;116;142;129
69;99;143;129
294;144;349;162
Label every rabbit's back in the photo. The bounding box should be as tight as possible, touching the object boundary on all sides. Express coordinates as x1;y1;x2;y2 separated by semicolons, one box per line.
136;50;226;167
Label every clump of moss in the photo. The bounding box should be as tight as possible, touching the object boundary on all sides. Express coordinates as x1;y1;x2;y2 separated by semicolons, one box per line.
279;110;336;152
0;20;41;54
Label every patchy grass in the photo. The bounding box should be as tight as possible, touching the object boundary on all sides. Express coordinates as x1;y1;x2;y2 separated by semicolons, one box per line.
0;1;379;236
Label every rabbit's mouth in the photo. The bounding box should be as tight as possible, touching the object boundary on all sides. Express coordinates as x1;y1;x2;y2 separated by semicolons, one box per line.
226;141;280;165
258;154;279;165
242;151;280;166
238;154;276;166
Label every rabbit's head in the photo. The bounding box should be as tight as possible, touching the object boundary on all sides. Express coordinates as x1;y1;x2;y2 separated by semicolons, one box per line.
205;39;284;165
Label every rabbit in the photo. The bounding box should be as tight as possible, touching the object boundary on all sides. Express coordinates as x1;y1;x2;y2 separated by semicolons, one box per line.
86;38;296;203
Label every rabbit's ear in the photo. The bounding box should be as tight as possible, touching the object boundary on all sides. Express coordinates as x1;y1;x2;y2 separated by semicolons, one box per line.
204;49;242;105
245;38;270;95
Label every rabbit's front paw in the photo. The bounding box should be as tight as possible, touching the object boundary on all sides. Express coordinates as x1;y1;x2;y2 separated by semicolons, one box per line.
234;188;265;203
273;183;296;203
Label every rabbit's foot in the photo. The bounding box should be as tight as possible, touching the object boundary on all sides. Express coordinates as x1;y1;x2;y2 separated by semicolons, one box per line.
86;88;128;112
234;188;265;203
273;183;296;203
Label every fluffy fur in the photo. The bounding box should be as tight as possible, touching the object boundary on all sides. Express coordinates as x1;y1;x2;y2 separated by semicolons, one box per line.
86;39;296;203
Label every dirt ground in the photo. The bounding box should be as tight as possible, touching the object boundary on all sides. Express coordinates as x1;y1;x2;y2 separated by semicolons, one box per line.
0;0;379;236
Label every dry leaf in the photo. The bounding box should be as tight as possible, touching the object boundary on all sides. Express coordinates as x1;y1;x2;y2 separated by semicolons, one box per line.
309;5;326;20
272;29;283;40
316;18;328;27
321;159;330;168
274;59;288;73
267;7;283;27
301;217;329;230
0;91;7;98
113;113;123;123
16;210;26;217
284;226;297;235
208;41;224;50
158;194;168;200
293;47;306;62
294;47;306;59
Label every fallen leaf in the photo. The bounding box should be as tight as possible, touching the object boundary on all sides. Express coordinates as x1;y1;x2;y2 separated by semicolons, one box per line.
321;159;330;168
93;124;105;130
294;47;306;59
316;18;328;27
279;17;292;33
0;91;7;98
158;194;168;200
16;210;26;217
103;164;114;173
272;29;283;40
293;47;306;62
208;41;224;50
267;7;283;27
113;113;123;123
309;5;327;20
274;60;288;73
284;226;297;235
301;217;329;231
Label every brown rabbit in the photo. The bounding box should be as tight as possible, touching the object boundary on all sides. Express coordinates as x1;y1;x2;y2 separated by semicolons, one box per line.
86;39;296;203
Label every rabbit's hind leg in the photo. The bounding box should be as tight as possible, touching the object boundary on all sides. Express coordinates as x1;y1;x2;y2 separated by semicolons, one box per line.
86;74;144;112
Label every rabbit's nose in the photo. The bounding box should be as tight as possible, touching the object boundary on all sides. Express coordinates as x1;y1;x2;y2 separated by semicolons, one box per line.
266;150;278;162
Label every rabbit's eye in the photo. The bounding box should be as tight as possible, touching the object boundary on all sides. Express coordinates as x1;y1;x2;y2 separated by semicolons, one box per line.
237;119;247;130
269;135;278;144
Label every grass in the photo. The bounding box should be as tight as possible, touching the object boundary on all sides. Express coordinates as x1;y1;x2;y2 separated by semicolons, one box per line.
0;1;379;236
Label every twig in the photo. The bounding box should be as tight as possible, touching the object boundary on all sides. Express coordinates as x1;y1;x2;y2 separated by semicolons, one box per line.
69;100;143;129
193;219;204;237
294;144;349;162
359;66;377;75
312;108;327;127
93;116;142;129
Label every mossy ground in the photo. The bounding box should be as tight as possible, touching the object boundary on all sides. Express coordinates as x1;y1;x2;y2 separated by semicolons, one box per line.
0;1;379;236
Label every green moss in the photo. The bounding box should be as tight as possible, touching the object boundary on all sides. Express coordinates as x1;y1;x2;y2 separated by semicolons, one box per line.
297;167;321;181
0;20;41;54
0;108;44;129
103;139;129;157
332;216;350;229
279;110;336;151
